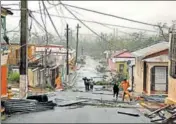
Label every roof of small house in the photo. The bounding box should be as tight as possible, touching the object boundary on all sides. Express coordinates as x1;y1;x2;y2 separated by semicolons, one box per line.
142;54;168;62
112;49;134;58
132;41;169;58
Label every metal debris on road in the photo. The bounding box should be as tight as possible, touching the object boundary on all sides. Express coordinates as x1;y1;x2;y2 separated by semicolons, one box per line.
76;96;129;104
2;99;57;115
143;104;176;123
117;111;140;117
55;98;87;107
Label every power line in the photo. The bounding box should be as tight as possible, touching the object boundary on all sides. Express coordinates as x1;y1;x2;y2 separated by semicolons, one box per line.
42;1;62;40
61;3;108;51
31;10;157;33
60;2;159;27
61;3;108;43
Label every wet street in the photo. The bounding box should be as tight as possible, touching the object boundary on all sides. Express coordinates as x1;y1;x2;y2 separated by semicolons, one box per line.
3;56;150;123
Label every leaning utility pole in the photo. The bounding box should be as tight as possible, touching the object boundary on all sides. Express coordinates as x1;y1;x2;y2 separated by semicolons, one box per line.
19;0;28;98
75;24;81;65
66;24;70;82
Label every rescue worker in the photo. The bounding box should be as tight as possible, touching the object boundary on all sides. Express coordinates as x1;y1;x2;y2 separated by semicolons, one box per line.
113;81;120;100
120;78;132;101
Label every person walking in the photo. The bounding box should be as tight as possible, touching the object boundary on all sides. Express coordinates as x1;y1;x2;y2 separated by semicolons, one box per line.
86;78;90;91
90;78;94;91
83;77;88;91
113;81;120;100
120;78;132;102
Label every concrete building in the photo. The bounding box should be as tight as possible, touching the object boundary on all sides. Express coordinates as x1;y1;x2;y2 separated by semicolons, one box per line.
132;41;169;95
165;33;176;104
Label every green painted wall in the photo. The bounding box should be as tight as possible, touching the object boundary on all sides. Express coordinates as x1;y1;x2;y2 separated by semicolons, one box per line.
116;62;129;79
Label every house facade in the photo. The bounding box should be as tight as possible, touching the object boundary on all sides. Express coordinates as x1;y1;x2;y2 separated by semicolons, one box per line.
165;32;176;104
132;42;169;95
111;50;135;79
1;7;13;98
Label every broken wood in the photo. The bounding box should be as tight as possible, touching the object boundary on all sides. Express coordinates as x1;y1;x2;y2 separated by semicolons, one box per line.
147;105;170;117
117;111;140;117
92;92;113;95
76;96;129;104
55;99;87;107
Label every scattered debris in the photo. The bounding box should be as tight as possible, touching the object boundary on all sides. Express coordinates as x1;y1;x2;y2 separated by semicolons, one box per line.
55;98;87;107
1;99;56;115
117;111;140;117
76;96;129;104
142;95;166;103
92;92;113;95
27;95;48;102
143;104;176;123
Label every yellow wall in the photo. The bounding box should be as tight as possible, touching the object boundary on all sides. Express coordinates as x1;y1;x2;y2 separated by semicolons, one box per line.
133;58;144;93
28;69;34;87
8;45;36;65
116;62;128;77
166;62;176;104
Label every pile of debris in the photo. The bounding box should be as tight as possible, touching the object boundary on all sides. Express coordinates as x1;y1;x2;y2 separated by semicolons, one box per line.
1;95;57;115
144;105;176;123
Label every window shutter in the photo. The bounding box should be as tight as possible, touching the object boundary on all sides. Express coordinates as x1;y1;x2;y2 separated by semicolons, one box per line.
151;67;155;91
169;33;176;78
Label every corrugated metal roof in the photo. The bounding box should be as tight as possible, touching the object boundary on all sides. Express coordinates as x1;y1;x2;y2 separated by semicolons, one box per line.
1;54;8;65
143;54;168;62
132;41;169;58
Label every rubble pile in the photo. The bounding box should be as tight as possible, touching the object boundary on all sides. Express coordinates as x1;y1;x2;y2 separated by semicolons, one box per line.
1;96;57;115
144;105;176;123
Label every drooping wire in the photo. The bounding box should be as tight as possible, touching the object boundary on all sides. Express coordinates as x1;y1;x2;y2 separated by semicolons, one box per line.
60;2;160;28
42;1;62;40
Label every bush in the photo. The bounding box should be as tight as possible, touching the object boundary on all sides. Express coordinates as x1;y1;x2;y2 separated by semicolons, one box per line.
8;72;20;83
95;81;111;85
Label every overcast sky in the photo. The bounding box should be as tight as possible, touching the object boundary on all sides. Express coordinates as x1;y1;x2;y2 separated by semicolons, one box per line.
2;1;176;38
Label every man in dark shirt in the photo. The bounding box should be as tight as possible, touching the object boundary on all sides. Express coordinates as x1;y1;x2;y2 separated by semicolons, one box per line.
82;77;88;91
113;81;120;100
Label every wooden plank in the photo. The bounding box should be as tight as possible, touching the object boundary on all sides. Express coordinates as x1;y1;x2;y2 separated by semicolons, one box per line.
56;100;87;107
147;105;170;117
117;111;140;117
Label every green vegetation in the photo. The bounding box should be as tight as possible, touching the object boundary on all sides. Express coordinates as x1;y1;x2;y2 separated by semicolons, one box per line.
8;72;20;83
95;81;112;85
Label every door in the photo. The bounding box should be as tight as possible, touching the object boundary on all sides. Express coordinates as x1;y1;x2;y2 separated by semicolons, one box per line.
151;66;168;93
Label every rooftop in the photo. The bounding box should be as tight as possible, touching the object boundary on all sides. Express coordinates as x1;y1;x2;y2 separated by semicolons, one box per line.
142;54;168;62
132;41;169;58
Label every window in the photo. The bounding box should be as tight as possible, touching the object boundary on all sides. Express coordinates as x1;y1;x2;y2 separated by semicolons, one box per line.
119;64;124;73
170;33;176;78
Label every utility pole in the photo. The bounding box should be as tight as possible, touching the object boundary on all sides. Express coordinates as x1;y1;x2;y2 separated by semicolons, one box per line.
75;24;81;65
66;24;70;82
19;0;28;98
81;46;84;56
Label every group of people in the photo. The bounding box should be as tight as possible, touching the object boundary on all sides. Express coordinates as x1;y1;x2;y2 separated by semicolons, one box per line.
82;77;95;91
113;78;132;101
